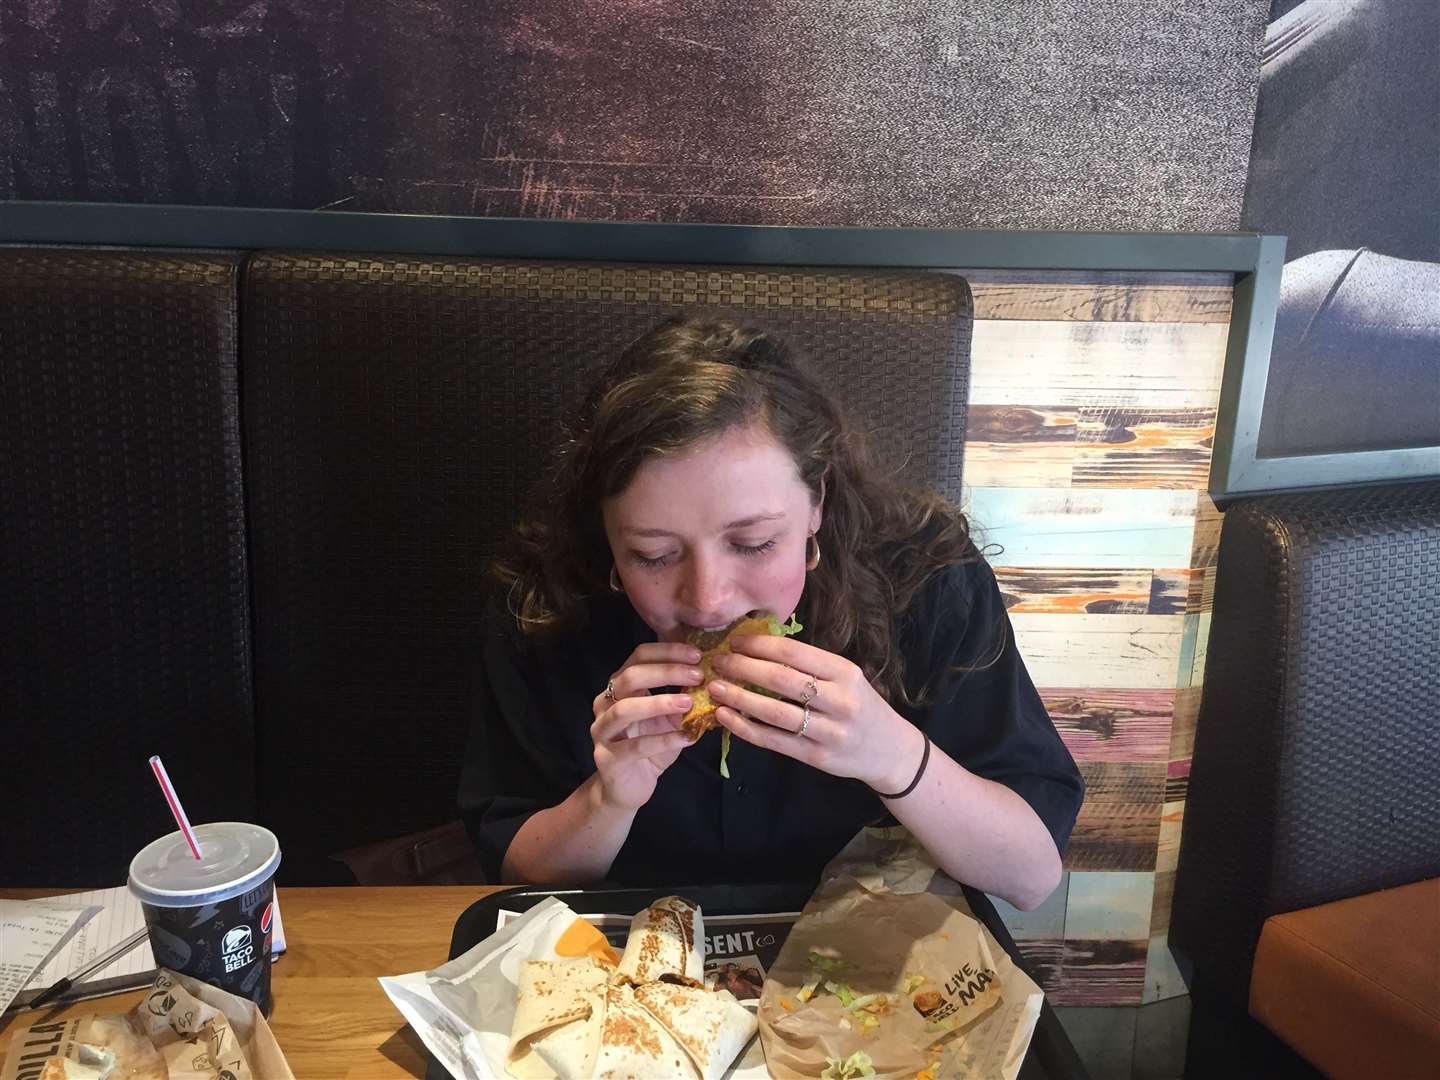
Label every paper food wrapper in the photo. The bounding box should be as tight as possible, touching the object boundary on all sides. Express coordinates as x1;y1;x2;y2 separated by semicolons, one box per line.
757;830;1044;1080
380;896;762;1080
0;969;294;1080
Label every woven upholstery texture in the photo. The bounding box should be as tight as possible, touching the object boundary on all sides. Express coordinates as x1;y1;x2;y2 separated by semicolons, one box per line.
1171;480;1440;1001
0;249;252;886
241;254;973;883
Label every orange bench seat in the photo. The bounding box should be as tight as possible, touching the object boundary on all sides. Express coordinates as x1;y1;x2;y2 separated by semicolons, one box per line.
1250;878;1439;1080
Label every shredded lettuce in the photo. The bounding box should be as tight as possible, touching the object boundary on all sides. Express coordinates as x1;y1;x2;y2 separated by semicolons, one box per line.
848;992;888;1014
767;612;804;637
807;950;846;974
820;1050;876;1079
825;980;856;1008
717;613;802;778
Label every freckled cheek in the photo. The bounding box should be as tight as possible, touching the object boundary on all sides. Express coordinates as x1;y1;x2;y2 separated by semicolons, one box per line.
624;575;672;623
764;559;810;614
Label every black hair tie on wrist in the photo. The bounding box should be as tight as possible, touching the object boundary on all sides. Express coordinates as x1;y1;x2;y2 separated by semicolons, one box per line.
876;732;931;800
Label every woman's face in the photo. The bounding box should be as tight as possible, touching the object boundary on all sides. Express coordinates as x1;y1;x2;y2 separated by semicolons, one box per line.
602;422;823;643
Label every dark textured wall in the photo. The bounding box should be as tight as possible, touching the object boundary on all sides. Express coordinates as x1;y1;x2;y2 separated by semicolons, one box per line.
0;1;1266;229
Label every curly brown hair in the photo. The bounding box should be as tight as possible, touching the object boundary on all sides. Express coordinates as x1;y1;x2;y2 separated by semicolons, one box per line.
494;316;983;705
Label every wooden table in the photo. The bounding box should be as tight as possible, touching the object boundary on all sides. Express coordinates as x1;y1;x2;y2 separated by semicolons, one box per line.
0;886;507;1079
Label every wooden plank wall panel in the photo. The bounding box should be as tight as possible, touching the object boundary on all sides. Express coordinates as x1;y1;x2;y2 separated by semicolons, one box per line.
1073;406;1217;489
1044;689;1174;764
1014;939;1065;993
962;271;1234;326
997;567;1190;616
1066;762;1165;871
1051;940;1149;1006
969;321;1229;407
1012;614;1183;689
965;489;1198;568
962;271;1233;1004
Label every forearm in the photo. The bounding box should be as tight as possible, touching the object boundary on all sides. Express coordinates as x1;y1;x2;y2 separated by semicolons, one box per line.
881;736;1063;911
501;774;638;884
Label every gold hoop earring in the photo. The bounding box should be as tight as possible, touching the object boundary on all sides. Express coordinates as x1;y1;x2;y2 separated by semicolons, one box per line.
805;533;821;571
609;564;625;593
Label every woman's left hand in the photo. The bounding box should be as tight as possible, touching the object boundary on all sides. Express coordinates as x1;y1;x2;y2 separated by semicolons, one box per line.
708;633;924;793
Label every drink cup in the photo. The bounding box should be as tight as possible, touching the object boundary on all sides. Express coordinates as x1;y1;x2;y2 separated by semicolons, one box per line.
128;822;282;1016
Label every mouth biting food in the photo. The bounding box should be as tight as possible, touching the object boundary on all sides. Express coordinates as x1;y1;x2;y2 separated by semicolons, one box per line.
680;611;802;742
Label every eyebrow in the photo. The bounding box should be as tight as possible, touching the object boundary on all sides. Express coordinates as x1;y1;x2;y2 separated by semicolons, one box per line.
623;512;786;538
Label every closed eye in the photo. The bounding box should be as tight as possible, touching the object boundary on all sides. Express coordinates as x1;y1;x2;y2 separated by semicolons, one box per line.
733;538;778;557
630;536;778;568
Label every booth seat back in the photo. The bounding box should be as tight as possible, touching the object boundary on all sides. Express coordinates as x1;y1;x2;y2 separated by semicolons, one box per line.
1170;479;1440;1001
3;246;974;885
243;254;973;882
2;249;255;885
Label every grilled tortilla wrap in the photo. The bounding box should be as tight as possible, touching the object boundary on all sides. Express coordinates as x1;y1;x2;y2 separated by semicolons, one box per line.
506;959;607;1079
616;896;704;985
594;982;698;1080
633;982;757;1080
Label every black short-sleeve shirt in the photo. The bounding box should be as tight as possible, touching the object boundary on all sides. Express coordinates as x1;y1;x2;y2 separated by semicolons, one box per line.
459;558;1084;887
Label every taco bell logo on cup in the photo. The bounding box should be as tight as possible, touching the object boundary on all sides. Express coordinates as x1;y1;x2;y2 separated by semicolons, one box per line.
222;925;255;972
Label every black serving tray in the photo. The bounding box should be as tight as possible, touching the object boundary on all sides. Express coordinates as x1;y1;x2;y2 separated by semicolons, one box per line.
426;881;1089;1080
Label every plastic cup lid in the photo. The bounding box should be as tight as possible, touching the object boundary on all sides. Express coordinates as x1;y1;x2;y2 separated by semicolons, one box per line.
128;822;281;908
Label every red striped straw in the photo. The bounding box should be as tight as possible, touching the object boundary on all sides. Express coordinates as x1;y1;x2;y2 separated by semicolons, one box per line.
149;755;204;860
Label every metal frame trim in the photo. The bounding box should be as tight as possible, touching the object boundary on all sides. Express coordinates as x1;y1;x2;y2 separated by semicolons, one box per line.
12;200;1429;502
0;201;1261;271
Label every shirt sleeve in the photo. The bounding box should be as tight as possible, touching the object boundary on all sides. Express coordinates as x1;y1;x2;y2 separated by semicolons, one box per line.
457;603;587;882
907;560;1086;856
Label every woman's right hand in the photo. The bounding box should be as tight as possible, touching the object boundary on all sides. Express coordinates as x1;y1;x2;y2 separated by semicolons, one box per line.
589;642;704;811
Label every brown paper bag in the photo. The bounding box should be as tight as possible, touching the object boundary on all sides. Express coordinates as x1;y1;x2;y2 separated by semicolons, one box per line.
0;970;294;1080
758;881;1005;1080
756;828;1045;1079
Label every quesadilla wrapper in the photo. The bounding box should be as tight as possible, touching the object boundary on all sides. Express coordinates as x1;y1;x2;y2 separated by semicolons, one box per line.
616;896;704;985
593;983;698;1080
632;982;757;1080
506;959;607;1079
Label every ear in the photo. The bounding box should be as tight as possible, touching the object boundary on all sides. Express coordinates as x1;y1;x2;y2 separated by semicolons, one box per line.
809;470;827;534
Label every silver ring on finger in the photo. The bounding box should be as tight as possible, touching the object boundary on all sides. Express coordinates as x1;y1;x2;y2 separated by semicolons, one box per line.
605;679;616;703
800;675;818;706
797;701;811;738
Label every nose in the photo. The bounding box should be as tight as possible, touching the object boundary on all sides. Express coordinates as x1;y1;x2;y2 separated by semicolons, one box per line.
679;551;731;623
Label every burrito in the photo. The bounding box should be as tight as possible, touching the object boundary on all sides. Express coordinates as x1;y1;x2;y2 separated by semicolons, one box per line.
501;898;756;1080
593;983;697;1079
507;959;608;1079
616;896;704;985
633;981;757;1080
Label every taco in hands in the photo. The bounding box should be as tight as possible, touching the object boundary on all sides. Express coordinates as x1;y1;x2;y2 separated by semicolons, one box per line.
681;611;803;740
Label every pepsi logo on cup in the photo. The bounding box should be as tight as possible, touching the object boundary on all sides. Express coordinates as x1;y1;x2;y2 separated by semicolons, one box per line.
261;901;273;936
